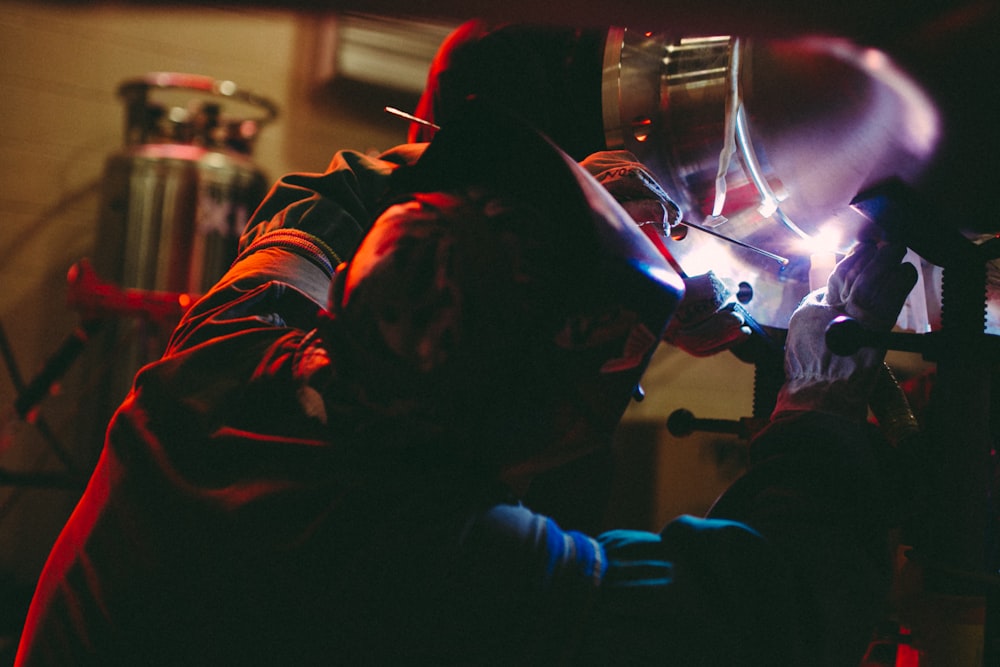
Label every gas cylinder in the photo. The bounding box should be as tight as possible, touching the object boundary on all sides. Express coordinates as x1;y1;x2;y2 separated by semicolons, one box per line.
94;72;277;295
79;73;278;455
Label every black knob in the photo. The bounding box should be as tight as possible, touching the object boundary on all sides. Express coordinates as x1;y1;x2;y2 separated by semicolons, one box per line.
825;315;866;356
667;408;696;436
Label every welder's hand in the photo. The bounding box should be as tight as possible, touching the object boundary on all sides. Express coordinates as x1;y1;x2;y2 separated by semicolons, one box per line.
823;242;919;331
774;242;918;422
580;150;684;236
663;271;752;357
581;152;751;356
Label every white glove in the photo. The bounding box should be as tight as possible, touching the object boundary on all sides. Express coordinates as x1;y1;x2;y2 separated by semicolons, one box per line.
664;271;752;357
774;242;918;422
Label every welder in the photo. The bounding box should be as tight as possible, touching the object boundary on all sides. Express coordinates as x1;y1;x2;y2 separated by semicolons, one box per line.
15;102;915;666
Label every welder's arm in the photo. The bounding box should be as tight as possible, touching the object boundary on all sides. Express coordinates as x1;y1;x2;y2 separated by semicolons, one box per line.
165;145;426;352
707;241;918;665
773;241;917;420
238;144;426;265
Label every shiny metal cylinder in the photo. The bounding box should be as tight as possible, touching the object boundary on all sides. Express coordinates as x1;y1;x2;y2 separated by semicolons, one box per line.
603;29;733;221
94;73;276;295
80;74;276;447
94;144;268;296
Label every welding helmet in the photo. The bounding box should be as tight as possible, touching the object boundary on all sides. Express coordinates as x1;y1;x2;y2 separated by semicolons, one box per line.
409;20;607;160
321;102;683;473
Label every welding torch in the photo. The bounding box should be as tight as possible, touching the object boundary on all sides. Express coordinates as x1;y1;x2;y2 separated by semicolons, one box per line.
630;207;787;354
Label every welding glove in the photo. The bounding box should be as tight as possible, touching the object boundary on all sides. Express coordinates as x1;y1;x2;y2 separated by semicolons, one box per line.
662;271;753;357
581;151;751;356
581;150;684;234
774;242;918;422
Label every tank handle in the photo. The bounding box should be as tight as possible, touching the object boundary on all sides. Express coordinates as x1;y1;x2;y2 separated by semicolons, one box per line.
117;72;279;153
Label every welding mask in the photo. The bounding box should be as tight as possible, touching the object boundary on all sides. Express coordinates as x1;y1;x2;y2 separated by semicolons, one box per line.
321;102;683;473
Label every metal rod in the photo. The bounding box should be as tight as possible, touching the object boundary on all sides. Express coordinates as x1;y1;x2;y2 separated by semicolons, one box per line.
384;106;441;131
682;221;790;265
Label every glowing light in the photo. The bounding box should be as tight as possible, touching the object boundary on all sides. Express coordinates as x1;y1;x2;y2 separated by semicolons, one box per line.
793;223;843;257
670;238;732;277
631;116;652;142
808;252;837;291
861;47;888;70
792;223;845;290
647;265;685;291
178;293;192;308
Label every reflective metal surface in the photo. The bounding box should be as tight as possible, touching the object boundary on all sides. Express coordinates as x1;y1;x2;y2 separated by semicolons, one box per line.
95;144;269;296
86;74;276;429
603;29;941;328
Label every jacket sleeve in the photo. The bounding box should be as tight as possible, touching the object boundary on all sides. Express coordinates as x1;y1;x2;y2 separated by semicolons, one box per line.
164;145;428;354
238;144;426;263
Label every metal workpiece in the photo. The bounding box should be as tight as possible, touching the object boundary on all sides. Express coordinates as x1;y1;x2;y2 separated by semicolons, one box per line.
601;29;940;330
